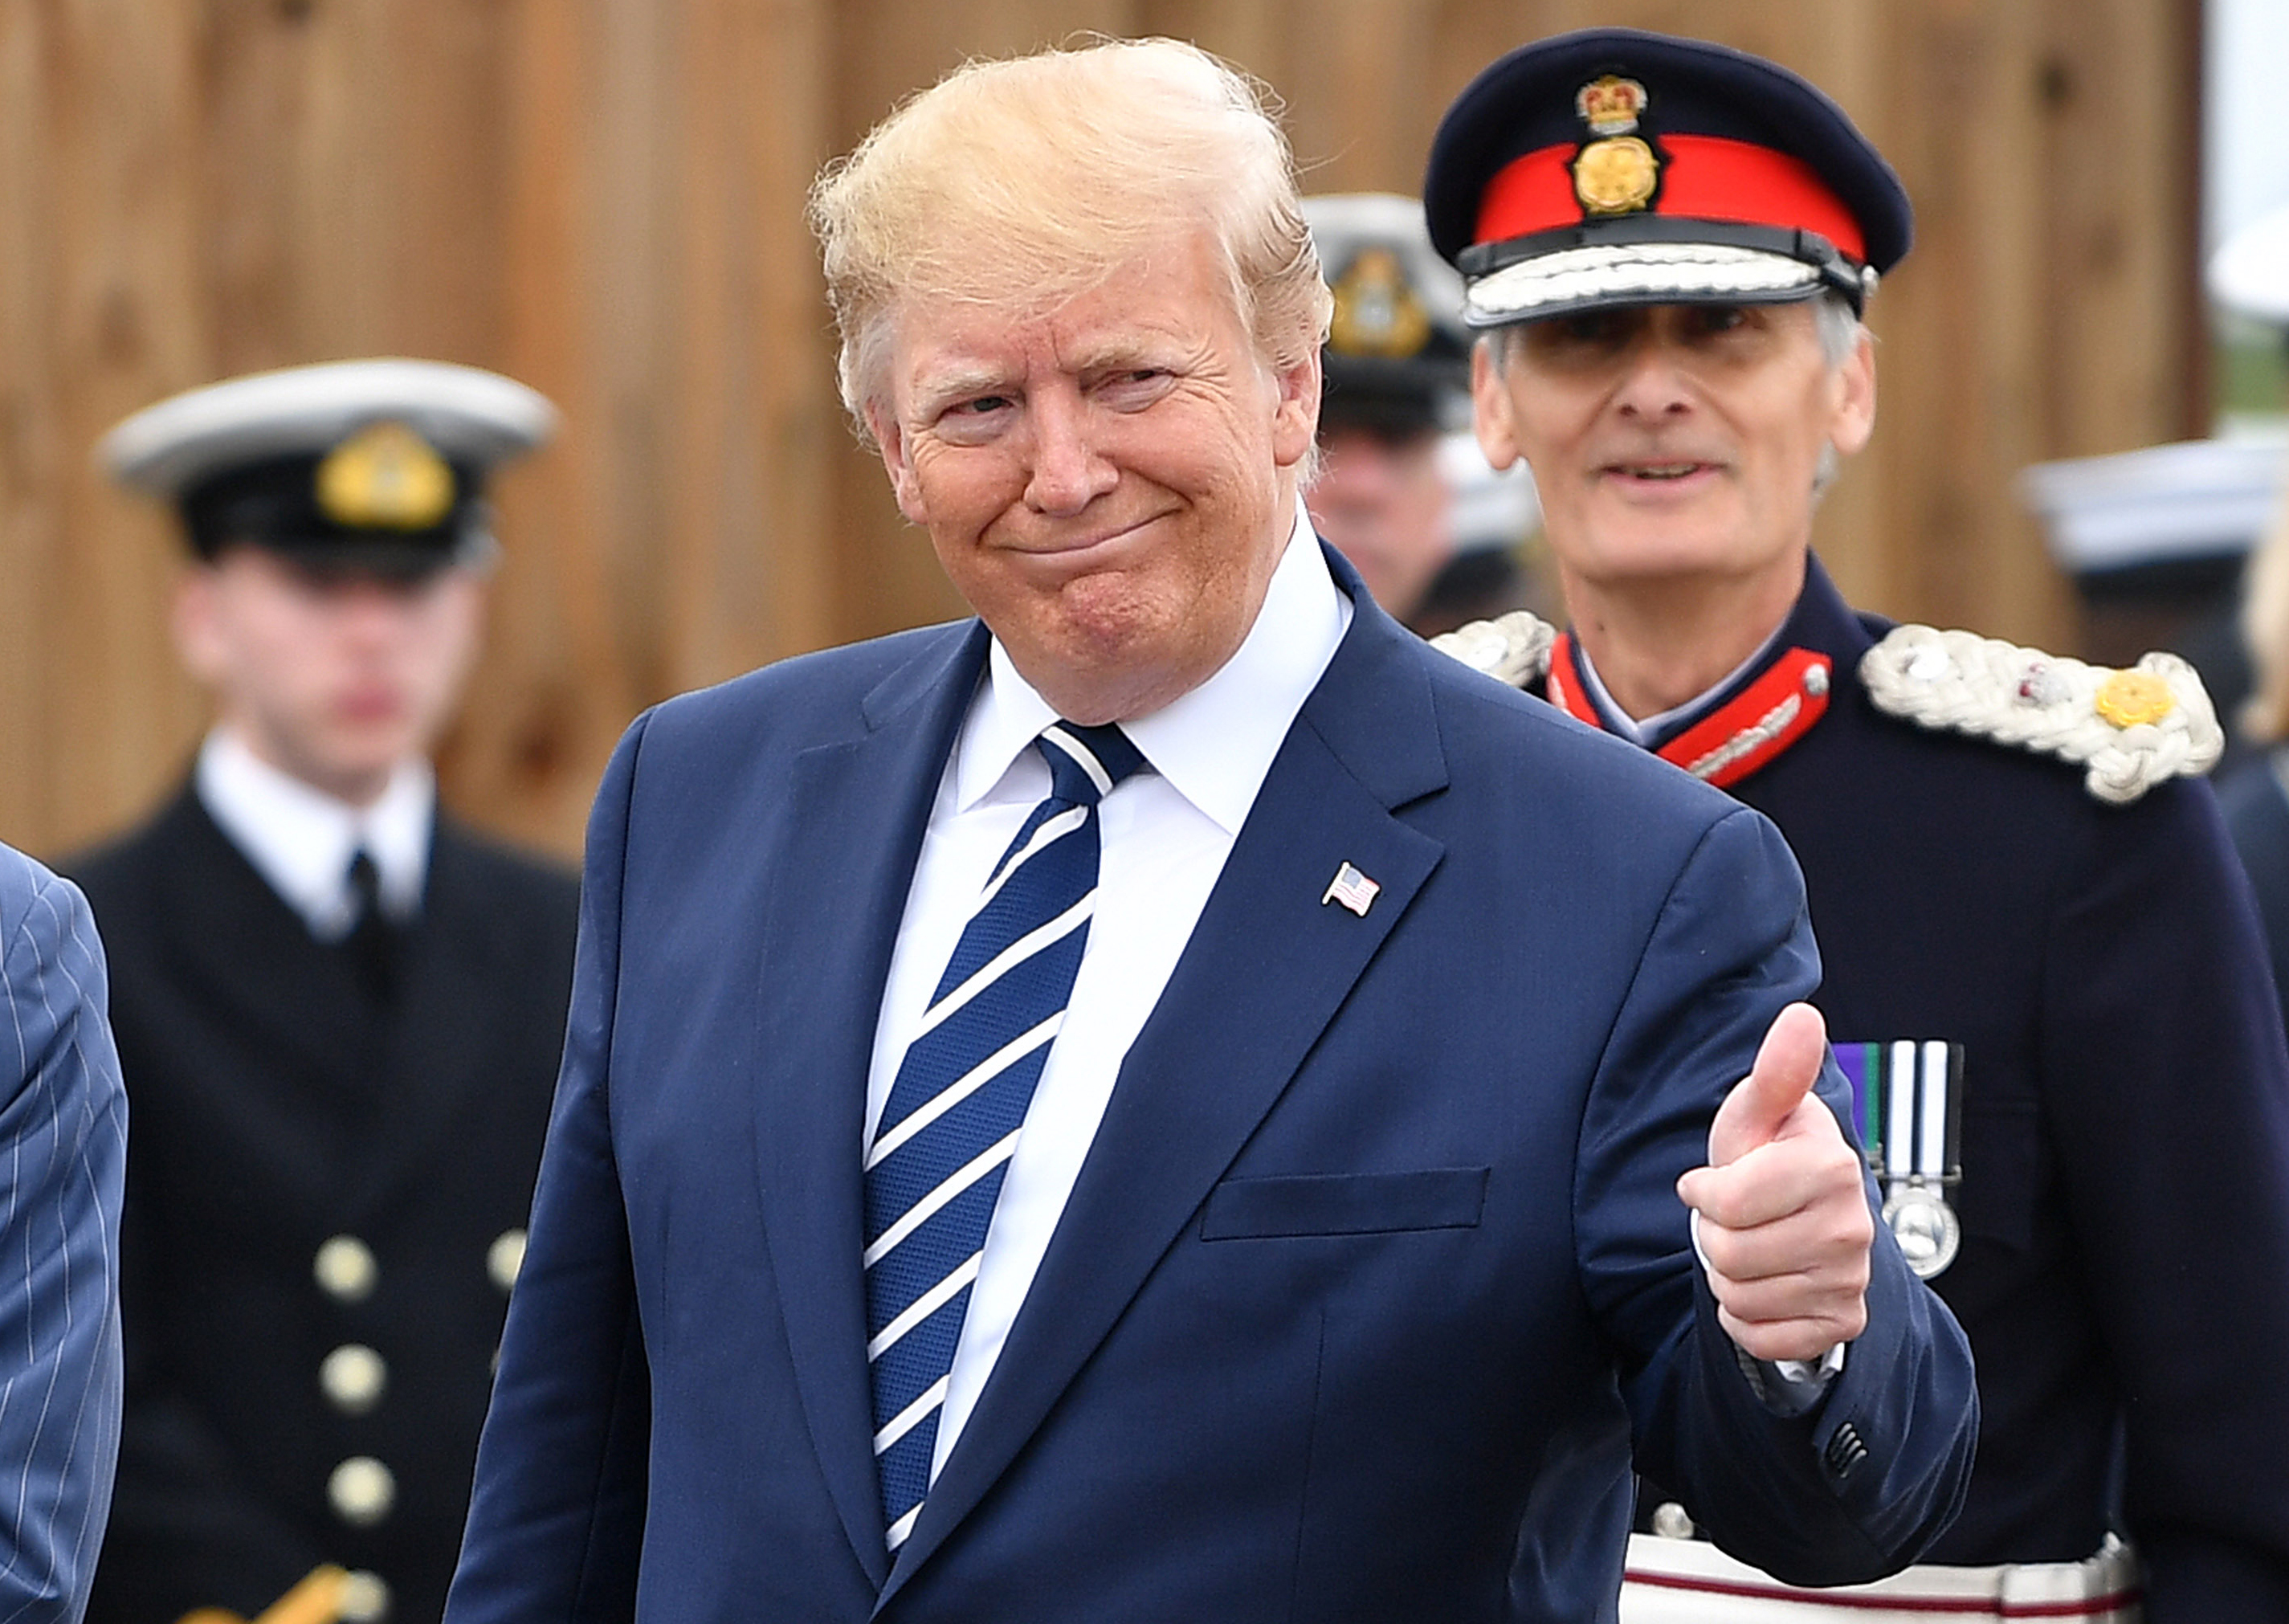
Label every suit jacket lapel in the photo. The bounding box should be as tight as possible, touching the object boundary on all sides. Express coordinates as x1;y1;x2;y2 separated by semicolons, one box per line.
880;594;1451;1600
750;622;990;1591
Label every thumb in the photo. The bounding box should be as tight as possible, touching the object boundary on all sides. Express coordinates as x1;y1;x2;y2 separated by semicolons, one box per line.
1707;1002;1829;1167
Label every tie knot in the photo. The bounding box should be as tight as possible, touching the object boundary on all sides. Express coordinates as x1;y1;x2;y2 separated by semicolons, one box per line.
1035;722;1145;808
346;850;382;917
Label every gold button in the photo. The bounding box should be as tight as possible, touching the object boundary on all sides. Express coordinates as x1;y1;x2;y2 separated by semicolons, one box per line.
340;1570;391;1623
319;1344;388;1415
486;1229;528;1294
327;1456;396;1527
2094;668;2177;729
314;1236;377;1304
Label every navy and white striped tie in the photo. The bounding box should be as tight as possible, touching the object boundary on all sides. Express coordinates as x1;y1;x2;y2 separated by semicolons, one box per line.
863;720;1146;1553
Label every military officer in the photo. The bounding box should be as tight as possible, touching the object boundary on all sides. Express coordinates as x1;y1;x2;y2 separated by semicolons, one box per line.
1426;29;2289;1620
1301;191;1545;635
69;360;581;1624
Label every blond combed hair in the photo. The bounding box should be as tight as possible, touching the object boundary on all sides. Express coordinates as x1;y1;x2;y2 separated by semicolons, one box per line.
809;36;1332;443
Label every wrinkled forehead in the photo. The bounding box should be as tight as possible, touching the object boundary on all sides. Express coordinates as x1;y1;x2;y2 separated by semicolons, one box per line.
879;238;1255;393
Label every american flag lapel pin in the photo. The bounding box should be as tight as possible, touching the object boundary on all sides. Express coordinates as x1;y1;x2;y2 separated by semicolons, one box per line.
1322;860;1381;917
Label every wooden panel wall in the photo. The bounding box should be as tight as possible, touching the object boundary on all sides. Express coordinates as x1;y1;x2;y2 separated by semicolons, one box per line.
0;0;2203;862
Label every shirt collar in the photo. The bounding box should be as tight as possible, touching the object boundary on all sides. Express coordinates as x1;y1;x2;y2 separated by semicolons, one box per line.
958;495;1351;834
196;728;435;935
1573;616;1790;747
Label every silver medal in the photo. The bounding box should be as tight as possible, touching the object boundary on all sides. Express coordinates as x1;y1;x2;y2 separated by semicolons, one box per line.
1881;1181;1961;1280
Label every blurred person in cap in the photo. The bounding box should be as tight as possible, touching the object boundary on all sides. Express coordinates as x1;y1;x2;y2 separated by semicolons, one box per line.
1303;191;1551;636
67;361;581;1624
2210;203;2289;1047
443;36;1972;1624
1428;28;2289;1621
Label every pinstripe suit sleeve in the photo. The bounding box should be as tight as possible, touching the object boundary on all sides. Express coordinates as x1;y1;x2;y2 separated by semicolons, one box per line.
0;847;126;1624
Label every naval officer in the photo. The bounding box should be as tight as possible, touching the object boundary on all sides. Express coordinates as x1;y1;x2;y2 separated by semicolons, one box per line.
69;360;581;1624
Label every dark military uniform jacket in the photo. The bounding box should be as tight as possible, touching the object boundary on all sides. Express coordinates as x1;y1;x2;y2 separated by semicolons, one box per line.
1482;557;2289;1619
67;785;578;1624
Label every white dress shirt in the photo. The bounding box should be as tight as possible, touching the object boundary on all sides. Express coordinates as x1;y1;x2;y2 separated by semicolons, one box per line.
864;500;1350;1483
195;728;435;938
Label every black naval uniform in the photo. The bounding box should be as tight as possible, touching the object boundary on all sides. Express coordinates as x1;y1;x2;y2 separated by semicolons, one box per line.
69;786;578;1624
1519;557;2289;1617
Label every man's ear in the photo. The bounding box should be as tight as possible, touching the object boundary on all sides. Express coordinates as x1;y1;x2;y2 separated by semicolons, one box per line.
866;402;928;526
1270;348;1322;470
1828;327;1877;459
1470;339;1524;471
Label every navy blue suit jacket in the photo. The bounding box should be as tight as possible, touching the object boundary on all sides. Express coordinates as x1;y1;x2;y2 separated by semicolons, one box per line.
0;843;125;1623
446;568;1974;1622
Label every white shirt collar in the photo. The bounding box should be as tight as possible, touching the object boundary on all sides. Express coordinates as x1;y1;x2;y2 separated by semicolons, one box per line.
195;728;435;938
958;495;1351;834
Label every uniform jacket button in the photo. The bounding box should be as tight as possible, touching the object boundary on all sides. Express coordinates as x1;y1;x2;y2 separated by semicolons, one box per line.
487;1229;527;1294
315;1236;378;1303
320;1344;388;1415
328;1456;396;1526
340;1569;392;1622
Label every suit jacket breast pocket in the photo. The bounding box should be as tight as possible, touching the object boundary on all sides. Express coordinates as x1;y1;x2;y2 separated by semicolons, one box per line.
1200;1167;1489;1241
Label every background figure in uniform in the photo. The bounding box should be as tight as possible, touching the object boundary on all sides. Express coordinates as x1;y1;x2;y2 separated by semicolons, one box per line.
2209;205;2289;1038
67;361;581;1624
1300;191;1547;636
1427;29;2289;1620
2222;492;2289;1042
0;841;128;1623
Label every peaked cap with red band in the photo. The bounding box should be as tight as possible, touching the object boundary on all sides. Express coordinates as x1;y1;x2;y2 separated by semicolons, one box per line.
1423;29;1912;327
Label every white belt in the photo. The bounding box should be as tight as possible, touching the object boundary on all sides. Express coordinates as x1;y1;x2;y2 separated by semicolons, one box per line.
1618;1532;2142;1621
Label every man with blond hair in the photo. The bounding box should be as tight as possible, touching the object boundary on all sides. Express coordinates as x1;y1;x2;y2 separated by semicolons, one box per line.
444;39;1974;1622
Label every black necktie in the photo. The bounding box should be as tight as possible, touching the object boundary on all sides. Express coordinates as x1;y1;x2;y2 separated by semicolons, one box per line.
343;850;400;998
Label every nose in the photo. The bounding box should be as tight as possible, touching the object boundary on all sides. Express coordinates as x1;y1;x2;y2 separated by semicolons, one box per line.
1611;333;1694;421
1023;388;1117;515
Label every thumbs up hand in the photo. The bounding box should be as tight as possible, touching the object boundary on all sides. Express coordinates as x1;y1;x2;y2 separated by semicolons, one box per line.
1675;1002;1875;1363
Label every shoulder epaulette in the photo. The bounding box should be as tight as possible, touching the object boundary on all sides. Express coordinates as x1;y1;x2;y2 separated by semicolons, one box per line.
1429;610;1557;689
1859;624;2222;804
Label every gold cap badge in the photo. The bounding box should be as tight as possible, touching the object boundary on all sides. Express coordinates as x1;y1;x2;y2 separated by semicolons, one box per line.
316;422;456;531
1572;75;1659;218
1573;137;1659;216
1328;248;1434;361
1575;75;1649;137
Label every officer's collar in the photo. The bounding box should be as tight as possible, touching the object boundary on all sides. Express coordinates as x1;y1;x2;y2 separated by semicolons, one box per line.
1548;555;1853;789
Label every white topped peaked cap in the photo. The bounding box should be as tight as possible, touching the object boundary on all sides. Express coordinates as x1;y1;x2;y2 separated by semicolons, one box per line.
2210;206;2289;328
100;357;557;497
2018;434;2289;575
1302;192;1471;351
